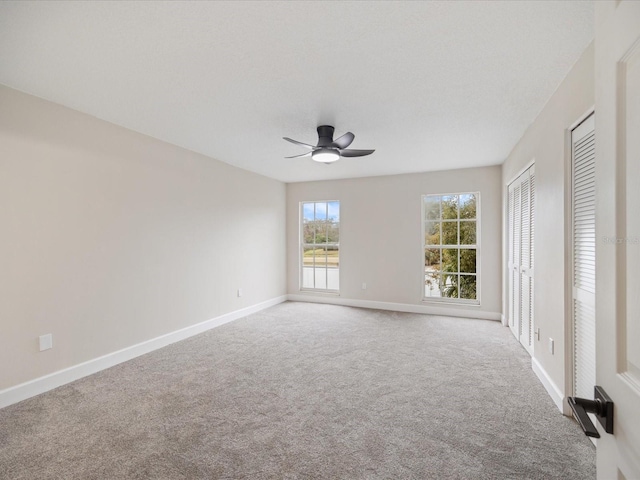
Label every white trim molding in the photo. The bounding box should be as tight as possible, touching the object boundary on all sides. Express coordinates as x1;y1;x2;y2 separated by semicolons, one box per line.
532;356;564;413
0;295;287;410
287;294;502;321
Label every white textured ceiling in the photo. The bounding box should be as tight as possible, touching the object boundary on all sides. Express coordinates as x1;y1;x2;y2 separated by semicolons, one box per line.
0;1;593;183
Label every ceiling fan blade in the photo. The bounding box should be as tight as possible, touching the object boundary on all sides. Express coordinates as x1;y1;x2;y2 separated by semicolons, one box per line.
331;132;355;149
285;151;313;159
283;137;315;149
339;149;375;157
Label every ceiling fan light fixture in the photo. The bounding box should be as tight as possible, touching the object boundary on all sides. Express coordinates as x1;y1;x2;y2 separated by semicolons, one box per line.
311;148;340;163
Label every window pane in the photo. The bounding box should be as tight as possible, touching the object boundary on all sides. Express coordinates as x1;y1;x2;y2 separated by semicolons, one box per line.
460;249;476;273
425;272;442;298
442;222;458;245
327;245;339;269
460;221;476;245
302;270;314;289
459;194;476;219
424;196;441;220
303;219;314;244
425;222;441;245
425;248;441;269
315;202;327;221
327;268;339;290
328;201;340;222
327;219;339;243
441;273;459;299
303;203;315;222
315;220;329;244
460;275;477;300
303;247;316;267
314;267;327;289
312;246;327;268
442;248;459;274
442;195;459;220
328;201;340;242
302;246;315;288
327;245;339;291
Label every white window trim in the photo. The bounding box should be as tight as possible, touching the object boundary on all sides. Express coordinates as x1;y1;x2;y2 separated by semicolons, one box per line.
299;200;340;294
421;192;481;305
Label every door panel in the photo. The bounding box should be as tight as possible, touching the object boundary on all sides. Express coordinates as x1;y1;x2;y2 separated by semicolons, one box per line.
507;166;535;353
572;114;596;401
520;172;531;350
511;182;521;338
508;185;515;329
595;1;640;477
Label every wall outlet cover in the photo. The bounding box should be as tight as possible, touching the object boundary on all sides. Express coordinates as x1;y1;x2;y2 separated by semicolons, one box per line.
39;334;53;351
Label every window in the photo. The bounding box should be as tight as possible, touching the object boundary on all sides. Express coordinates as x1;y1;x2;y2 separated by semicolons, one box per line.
301;201;340;292
423;193;479;303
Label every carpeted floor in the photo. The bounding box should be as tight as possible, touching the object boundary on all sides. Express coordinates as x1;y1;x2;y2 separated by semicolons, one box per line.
0;302;595;479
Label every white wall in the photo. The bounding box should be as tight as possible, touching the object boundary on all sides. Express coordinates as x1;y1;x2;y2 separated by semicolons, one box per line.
0;85;286;391
501;42;594;404
286;166;502;318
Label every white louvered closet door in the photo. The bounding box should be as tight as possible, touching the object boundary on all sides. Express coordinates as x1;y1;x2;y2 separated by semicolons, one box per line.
508;185;515;331
520;170;532;351
529;168;535;349
508;164;535;353
509;181;522;339
572;114;596;400
521;167;535;353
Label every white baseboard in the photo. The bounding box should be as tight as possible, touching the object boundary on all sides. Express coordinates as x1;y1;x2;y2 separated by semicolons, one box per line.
532;356;564;412
287;294;502;321
0;295;287;410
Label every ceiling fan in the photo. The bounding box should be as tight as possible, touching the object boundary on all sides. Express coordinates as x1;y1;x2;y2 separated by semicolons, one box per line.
283;125;375;164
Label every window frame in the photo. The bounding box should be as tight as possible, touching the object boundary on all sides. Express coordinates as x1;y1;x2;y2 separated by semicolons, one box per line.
421;192;481;305
299;200;340;294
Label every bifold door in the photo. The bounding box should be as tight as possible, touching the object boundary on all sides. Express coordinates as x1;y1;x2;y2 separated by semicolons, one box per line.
508;165;535;354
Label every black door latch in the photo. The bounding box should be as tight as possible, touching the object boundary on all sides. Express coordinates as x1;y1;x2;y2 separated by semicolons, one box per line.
568;386;614;438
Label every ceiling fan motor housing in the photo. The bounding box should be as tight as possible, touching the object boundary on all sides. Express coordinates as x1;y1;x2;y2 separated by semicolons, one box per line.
316;125;336;147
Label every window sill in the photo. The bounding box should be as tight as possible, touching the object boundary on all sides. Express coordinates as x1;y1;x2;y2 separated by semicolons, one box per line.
299;289;341;297
422;298;480;307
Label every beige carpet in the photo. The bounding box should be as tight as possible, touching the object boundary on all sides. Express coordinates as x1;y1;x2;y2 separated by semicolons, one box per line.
0;302;595;479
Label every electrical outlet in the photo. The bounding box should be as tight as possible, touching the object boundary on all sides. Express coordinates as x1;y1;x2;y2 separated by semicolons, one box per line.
362;283;367;290
39;334;53;352
237;288;243;297
548;338;554;355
